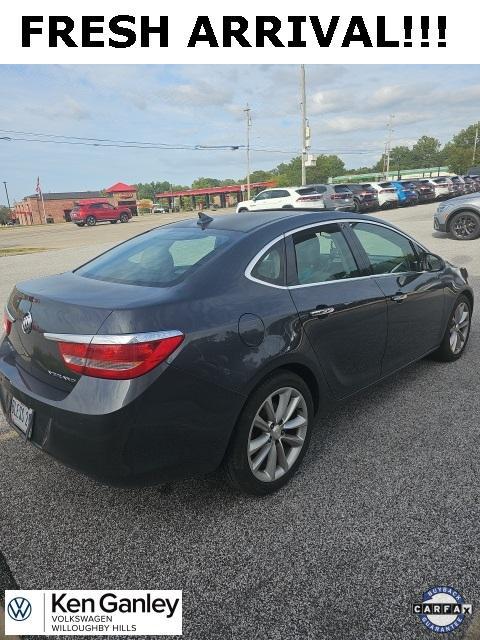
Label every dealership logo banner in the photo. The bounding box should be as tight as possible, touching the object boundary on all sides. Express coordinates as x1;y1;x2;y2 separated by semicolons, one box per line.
0;0;476;64
4;590;182;636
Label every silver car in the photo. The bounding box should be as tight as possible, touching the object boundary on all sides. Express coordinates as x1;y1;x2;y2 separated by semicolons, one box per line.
297;184;355;211
434;193;480;240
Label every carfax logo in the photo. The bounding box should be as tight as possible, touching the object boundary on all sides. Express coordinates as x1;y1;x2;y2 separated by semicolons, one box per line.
7;596;32;621
412;586;472;633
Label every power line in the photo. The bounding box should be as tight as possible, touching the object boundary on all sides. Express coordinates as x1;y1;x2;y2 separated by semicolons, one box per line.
0;128;379;156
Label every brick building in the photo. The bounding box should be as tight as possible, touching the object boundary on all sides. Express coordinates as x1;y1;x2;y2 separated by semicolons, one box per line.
13;182;138;225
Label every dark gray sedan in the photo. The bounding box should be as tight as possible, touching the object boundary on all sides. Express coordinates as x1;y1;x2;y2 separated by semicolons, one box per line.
434;193;480;239
0;211;474;495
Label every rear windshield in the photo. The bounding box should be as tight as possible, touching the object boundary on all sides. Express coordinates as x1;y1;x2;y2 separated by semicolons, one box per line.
379;182;393;188
76;226;236;287
334;185;351;193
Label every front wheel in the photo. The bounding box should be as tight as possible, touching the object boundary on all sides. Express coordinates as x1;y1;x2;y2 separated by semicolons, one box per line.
119;213;129;223
432;295;472;362
225;371;313;495
86;215;96;227
237;207;249;213
76;223;85;227
449;211;480;240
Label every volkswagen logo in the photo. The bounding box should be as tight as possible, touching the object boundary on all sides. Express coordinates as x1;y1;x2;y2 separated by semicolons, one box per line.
21;312;33;334
7;596;32;621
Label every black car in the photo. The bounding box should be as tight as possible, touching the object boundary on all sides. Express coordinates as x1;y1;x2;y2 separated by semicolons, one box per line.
0;211;473;495
340;183;379;213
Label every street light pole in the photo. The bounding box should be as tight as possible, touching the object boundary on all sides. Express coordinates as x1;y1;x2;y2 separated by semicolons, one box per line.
3;181;11;209
383;114;395;179
300;64;307;186
244;104;252;200
473;122;479;165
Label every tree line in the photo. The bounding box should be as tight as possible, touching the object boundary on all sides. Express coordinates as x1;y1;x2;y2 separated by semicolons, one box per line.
135;122;479;199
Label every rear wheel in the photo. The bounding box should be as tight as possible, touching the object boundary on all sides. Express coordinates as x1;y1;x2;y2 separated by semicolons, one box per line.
432;295;471;362
76;223;85;227
237;207;249;213
225;371;313;495
449;211;480;240
353;199;363;213
86;215;96;227
110;220;118;224
119;213;129;223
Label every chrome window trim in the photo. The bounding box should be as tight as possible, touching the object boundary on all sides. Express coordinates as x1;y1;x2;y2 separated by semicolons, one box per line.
4;307;15;322
244;218;431;290
44;330;183;344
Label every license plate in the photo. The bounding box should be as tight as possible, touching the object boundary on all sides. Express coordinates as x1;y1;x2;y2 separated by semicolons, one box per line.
10;397;34;435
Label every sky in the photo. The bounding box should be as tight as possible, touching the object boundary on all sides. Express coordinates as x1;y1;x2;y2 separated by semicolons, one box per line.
0;64;479;202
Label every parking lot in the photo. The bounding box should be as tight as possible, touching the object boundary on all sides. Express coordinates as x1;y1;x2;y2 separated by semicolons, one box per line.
1;202;480;639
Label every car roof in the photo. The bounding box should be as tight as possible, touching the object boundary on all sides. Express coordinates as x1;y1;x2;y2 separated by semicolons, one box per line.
168;210;388;235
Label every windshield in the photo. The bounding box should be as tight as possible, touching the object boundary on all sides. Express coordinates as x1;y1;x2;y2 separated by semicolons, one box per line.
76;226;237;287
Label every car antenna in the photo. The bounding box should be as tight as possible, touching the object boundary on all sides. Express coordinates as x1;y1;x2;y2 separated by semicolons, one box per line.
197;211;213;228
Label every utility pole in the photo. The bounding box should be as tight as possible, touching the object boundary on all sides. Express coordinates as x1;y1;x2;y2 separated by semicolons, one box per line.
244;104;252;200
300;64;308;186
473;121;479;165
3;181;11;209
383;114;395;179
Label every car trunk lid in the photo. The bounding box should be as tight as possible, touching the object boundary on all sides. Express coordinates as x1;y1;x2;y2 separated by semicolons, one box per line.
6;272;170;391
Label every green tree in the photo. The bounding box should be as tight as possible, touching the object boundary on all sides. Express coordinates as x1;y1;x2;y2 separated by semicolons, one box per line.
443;124;479;174
410;136;444;167
0;205;10;225
191;177;222;189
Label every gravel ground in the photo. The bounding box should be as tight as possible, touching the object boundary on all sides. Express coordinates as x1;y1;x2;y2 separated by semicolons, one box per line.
1;202;479;639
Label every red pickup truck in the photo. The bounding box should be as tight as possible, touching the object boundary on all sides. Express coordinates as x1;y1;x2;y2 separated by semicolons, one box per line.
71;201;132;227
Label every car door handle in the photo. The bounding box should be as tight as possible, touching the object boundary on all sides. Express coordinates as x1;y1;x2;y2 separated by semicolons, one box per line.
391;293;407;302
309;307;335;317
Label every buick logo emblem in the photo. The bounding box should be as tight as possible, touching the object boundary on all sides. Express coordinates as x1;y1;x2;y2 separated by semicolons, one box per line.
22;312;33;334
7;596;32;621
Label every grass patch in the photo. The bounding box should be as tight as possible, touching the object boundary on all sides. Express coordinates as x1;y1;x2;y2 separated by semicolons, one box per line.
0;247;49;257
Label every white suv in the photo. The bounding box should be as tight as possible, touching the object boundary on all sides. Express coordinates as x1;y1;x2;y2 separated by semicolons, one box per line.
236;187;323;213
361;182;398;209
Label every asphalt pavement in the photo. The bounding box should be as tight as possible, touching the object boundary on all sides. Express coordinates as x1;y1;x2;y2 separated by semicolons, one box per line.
1;203;479;639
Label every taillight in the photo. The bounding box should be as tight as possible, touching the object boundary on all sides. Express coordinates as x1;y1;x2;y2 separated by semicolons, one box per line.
3;309;13;336
330;193;350;200
296;195;323;202
52;331;184;380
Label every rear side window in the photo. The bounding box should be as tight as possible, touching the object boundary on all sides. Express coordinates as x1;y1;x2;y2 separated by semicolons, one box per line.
76;227;236;287
297;186;326;195
293;224;359;285
250;239;285;286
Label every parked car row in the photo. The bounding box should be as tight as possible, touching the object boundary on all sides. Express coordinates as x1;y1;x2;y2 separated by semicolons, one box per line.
236;175;480;214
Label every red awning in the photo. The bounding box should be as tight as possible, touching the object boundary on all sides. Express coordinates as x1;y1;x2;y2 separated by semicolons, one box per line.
156;181;276;198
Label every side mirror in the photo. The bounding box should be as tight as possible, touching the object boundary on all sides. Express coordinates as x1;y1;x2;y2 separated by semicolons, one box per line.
424;253;444;272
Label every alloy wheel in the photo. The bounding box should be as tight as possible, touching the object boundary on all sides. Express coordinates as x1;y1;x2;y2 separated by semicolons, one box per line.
449;302;470;354
247;387;308;482
453;214;478;238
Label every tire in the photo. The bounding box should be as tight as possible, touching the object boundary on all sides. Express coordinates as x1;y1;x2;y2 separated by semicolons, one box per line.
86;215;96;227
119;213;129;223
225;371;314;495
110;220;118;224
76;223;85;227
432;295;472;362
237;207;249;213
353;199;361;213
449;211;480;240
282;205;294;209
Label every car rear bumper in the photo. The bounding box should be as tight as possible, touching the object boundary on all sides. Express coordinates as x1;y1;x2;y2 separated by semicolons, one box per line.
0;342;245;486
